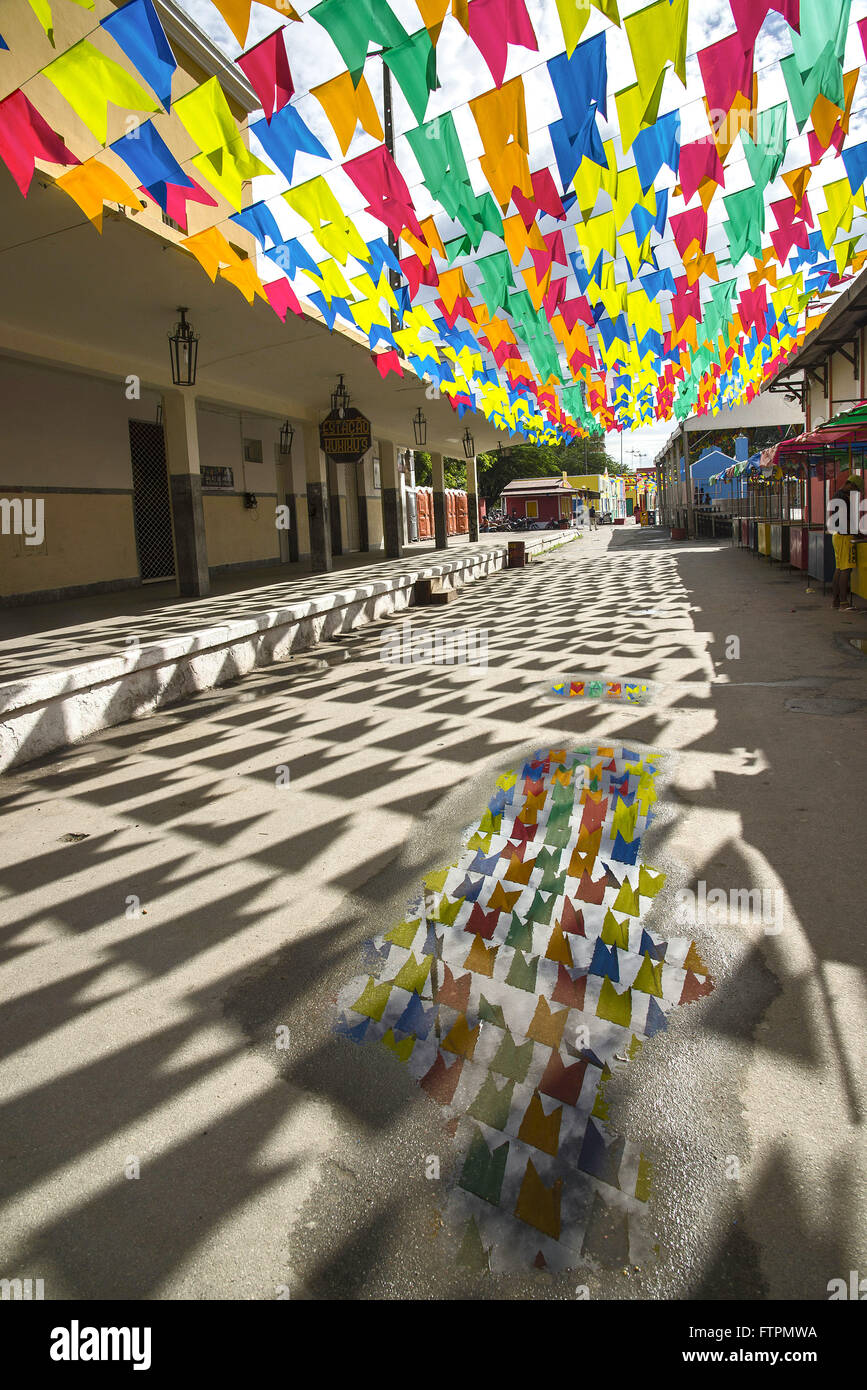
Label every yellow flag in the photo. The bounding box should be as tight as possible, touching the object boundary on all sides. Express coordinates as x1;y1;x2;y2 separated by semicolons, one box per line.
624;0;688;100
41;39;161;144
27;0;55;44
556;0;621;55
193;140;272;212
173;78;239;159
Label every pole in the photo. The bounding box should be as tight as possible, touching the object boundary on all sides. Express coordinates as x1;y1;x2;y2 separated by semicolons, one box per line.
380;60;400;334
684;428;695;539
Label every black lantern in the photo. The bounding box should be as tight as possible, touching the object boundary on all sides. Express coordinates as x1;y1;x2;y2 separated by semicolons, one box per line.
412;407;427;447
331;374;350;418
279;419;294;455
462;427;475;459
168;307;198;386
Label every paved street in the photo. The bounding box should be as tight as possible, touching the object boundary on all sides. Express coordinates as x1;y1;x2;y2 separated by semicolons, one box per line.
0;525;865;1299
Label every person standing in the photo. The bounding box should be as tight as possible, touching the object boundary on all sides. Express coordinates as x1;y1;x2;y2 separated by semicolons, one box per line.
830;475;862;611
589;503;597;530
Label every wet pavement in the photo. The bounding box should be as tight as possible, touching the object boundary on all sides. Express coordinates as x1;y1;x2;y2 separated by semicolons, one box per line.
0;525;865;1299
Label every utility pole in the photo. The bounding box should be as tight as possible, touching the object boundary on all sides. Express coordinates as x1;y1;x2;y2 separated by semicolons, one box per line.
373;52;401;333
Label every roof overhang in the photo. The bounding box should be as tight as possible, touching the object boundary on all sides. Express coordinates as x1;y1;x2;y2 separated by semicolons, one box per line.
0;164;512;456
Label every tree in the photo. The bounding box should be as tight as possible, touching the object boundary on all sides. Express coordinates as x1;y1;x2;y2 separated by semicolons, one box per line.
412;451;466;487
412;436;626;502
476;437;619;503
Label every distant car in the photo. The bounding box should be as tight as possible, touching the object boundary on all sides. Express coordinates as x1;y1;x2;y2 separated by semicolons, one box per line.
598;510;613;524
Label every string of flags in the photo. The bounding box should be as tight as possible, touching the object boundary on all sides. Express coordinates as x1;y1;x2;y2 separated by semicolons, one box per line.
334;743;714;1271
2;0;867;441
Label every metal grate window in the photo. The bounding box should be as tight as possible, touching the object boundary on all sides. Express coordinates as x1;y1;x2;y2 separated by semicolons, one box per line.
129;420;175;582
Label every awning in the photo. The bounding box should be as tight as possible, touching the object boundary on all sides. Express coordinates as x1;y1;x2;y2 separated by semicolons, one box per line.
761;403;867;468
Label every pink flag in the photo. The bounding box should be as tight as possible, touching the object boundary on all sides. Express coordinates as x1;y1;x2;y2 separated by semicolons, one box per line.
697;31;754;119
808;125;844;165
560;295;594;330
512;166;566;228
467;0;538;89
400;253;438;297
737;284;768;336
543;227;567;265
264;277;303;321
374;349;402;379
670;206;708;257
0;89;80;197
770;218;809;263
237;28;294;124
151;177;218;233
729;0;799;49
543;275;568;318
678;137;724;204
672;274;700;329
344;145;423;239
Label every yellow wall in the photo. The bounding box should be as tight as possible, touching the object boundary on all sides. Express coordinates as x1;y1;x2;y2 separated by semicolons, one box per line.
203;494;281;568
0;492;137;596
852;541;867;600
367;494;384;550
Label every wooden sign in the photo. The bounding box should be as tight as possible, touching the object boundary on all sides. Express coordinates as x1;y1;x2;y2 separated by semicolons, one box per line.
319;408;372;463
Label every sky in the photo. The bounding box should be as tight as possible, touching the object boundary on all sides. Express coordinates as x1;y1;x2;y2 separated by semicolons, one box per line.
182;0;867;469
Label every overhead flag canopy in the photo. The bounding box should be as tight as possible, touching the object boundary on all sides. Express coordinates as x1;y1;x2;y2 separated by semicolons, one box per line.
4;0;867;443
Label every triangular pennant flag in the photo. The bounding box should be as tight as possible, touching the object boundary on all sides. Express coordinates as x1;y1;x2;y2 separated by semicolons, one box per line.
55;158;144;231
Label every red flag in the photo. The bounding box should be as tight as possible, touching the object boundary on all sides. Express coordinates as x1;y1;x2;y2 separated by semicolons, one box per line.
374;348;402;379
0;89;79;197
237;28;294;124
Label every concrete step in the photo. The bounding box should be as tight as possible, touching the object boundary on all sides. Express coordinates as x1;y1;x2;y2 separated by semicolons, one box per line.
413;577;460;604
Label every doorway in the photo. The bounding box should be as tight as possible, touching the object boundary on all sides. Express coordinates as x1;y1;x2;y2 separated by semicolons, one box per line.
327;457;343;556
128;420;175;582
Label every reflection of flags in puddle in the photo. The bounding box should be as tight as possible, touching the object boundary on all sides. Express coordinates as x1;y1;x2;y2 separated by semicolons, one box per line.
333;744;713;1273
551;677;655;704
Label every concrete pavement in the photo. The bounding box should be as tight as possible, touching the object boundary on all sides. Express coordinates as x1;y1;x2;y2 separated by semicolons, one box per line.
0;525;864;1299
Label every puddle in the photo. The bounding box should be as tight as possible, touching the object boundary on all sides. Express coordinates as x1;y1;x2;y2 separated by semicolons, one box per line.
785;697;865;715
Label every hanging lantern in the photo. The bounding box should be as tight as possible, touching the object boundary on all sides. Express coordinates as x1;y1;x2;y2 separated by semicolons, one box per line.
412;407;427;447
168;307;198;386
462;427;475;459
331;374;350;418
279;419;294;455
